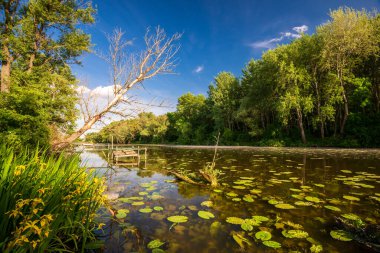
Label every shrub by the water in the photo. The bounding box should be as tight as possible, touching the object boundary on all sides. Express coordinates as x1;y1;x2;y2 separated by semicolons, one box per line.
0;145;106;252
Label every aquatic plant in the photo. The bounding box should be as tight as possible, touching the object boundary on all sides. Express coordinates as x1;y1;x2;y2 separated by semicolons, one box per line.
198;211;215;219
262;240;281;248
255;231;272;241
330;230;353;241
0;144;105;252
199;132;221;187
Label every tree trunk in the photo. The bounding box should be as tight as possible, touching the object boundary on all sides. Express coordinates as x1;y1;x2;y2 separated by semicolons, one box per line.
340;91;349;135
320;120;325;139
296;108;307;144
0;54;11;92
337;68;349;135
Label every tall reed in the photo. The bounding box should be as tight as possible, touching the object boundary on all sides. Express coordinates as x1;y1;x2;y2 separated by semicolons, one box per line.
0;144;106;252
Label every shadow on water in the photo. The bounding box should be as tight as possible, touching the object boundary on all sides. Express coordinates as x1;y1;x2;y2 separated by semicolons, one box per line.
80;146;380;253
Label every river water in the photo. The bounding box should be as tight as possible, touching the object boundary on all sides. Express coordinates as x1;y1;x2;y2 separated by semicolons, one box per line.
80;146;380;253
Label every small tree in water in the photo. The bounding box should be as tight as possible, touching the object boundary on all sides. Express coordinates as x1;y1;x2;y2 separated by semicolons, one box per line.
200;132;221;187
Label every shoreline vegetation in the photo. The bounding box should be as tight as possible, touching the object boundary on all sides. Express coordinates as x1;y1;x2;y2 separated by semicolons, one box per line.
80;142;380;153
0;144;106;252
86;7;380;149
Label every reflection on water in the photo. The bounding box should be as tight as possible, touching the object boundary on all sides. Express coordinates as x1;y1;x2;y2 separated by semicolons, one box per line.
81;147;380;253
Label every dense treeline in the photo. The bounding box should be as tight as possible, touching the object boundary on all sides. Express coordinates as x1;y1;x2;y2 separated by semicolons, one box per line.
88;8;380;147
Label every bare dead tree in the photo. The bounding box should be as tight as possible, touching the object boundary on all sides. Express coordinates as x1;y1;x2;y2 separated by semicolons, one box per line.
52;27;181;150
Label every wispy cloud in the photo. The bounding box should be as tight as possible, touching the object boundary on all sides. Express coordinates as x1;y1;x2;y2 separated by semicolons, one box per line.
293;25;308;34
249;25;308;49
193;65;204;73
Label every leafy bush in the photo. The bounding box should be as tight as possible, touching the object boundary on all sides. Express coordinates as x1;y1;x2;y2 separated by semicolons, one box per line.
0;145;105;252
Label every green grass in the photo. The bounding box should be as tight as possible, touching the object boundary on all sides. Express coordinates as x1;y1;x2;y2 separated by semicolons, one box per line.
0;144;106;252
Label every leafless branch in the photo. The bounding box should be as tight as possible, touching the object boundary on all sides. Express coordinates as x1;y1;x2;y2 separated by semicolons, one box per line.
53;26;181;150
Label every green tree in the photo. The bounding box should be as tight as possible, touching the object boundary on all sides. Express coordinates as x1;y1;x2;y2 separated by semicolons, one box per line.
208;72;242;141
317;7;379;134
0;0;95;147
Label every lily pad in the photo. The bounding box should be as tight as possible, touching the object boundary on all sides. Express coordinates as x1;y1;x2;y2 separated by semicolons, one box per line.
250;189;262;194
200;201;213;207
310;245;323;253
324;205;341;212
131;201;145;206
233;185;246;190
153;206;164;211
232;198;241;202
343;195;360;201
282;229;309;238
243;195;255;203
305;196;323;203
226;217;244;225
262;240;281;249
198;211;215;220
115;209;129;219
241;222;253;231
330;230;352;241
294;201;313;206
227;192;238;197
167;215;188;223
341;213;361;221
139;208;153;213
340;170;352;174
252;216;269;222
138;191;148;196
255;231;272;241
268;199;280;205
275;203;295;209
147;239;165;249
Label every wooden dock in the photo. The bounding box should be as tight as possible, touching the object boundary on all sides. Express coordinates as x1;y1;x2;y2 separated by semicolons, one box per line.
111;146;147;166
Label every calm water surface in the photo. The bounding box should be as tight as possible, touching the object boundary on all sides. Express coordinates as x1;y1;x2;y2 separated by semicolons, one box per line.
81;146;380;253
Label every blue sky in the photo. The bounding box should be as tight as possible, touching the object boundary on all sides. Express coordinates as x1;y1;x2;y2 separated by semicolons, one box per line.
72;0;380;115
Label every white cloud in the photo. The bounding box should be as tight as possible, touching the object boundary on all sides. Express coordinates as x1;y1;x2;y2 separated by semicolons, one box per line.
75;85;175;133
193;65;204;73
250;37;283;49
293;25;308;34
249;24;308;49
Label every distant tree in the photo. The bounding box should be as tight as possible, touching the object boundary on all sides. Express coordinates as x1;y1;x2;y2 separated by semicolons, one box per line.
208;72;242;139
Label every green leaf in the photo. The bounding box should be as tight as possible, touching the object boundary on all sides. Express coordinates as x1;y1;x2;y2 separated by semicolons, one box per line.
232;232;251;249
262;240;281;248
241;222;253;231
330;230;353;241
324;205;341;212
139;208;153;213
131;201;145;206
343;195;360;201
255;231;272;241
153;206;164;211
252;216;269;222
200;201;213;207
341;213;361;221
282;229;309;238
226;217;244;225
310;244;323;253
167;215;188;223
147;239;165;249
305;196;323;203
275;203;295;209
197;211;215;220
243;195;255;202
